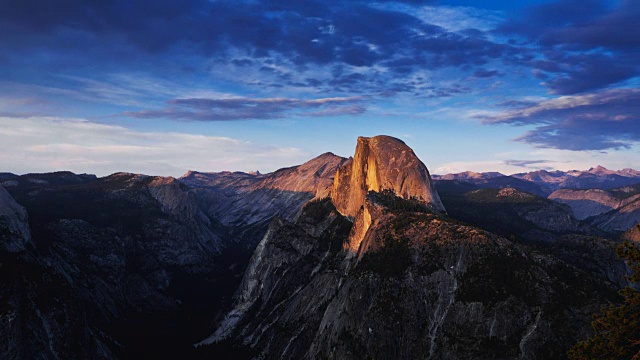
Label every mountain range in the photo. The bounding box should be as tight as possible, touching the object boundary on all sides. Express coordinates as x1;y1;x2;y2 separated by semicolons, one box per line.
432;166;640;196
1;135;638;359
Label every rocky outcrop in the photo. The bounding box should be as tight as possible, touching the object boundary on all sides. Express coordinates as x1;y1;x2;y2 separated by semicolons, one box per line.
182;152;348;246
331;136;444;218
0;186;31;252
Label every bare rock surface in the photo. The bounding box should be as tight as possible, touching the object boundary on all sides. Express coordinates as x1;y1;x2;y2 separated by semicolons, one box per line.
549;184;640;233
181;152;348;246
331;135;444;218
204;193;620;360
549;189;621;220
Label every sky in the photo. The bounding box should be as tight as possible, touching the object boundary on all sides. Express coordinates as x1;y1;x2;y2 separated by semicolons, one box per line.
0;0;638;177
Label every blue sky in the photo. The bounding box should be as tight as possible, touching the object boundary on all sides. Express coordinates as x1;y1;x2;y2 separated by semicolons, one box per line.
0;0;638;177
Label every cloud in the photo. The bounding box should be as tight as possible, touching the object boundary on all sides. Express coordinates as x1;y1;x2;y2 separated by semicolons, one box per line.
0;0;521;99
499;0;640;94
480;88;640;150
503;159;553;170
124;96;366;121
0;116;309;176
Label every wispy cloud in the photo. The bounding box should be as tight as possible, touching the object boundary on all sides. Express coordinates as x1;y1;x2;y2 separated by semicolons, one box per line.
503;159;553;170
0;116;309;176
124;96;366;121
479;88;640;150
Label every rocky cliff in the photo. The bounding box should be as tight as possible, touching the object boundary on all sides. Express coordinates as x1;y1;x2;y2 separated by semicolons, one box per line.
201;137;625;359
0;187;31;253
331;136;444;218
181;152;348;247
549;189;622;220
0;172;237;359
549;184;640;233
202;192;620;359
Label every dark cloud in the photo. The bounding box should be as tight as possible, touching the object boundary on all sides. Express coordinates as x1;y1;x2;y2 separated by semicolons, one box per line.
124;96;366;121
500;0;640;94
533;51;637;95
0;0;518;97
481;88;640;151
473;69;501;78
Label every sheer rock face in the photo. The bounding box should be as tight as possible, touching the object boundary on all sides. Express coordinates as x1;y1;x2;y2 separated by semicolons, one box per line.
0;186;31;252
181;152;348;247
331;136;444;218
549;189;622;220
549;184;640;233
206;195;620;360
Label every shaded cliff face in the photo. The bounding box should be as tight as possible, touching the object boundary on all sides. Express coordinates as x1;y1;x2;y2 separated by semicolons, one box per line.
549;189;622;220
0;187;31;253
203;193;620;360
2;172;241;359
436;184;598;245
331;136;444;218
549;184;640;233
181;152;348;247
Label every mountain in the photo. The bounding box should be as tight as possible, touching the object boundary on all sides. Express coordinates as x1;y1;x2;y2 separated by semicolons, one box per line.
331;135;444;218
1;172;238;358
200;191;620;359
433;166;640;196
181;152;348;247
0;187;31;253
549;189;622;220
433;172;551;196
1;136;636;359
432;171;504;181
512;166;640;192
0;171;97;188
200;136;625;359
549;184;640;233
436;183;597;243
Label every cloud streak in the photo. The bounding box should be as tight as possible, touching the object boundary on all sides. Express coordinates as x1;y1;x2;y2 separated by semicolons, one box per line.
481;88;640;150
125;96;366;121
0;116;309;176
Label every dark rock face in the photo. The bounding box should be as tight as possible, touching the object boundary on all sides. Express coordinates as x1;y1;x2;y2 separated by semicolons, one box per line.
436;184;597;244
203;194;620;359
331;136;444;218
0;173;236;359
0;187;31;253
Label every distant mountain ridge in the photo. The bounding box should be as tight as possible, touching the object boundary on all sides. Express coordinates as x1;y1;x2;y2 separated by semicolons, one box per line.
433;165;640;195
